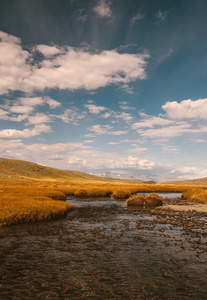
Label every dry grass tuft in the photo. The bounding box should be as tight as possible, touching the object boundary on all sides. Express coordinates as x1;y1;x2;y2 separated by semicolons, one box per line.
127;193;163;207
126;195;145;206
181;188;207;204
112;189;132;199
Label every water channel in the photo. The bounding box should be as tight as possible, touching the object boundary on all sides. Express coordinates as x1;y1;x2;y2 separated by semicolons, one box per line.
0;195;206;299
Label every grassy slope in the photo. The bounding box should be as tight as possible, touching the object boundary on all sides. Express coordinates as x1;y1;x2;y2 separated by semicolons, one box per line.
0;157;145;183
162;177;207;186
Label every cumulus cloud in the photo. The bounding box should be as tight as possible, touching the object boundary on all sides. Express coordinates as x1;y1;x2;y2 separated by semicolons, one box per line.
56;108;86;124
0;31;31;94
93;0;112;18
45;97;62;109
88;124;127;135
137;123;192;138
162;98;207;119
132;113;173;129
36;44;61;56
18;97;45;107
85;104;107;114
0;31;150;94
26;113;52;125
0;124;51;139
115;112;134;122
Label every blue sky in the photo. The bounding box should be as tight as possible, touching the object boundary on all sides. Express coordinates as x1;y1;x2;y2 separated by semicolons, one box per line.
0;0;207;181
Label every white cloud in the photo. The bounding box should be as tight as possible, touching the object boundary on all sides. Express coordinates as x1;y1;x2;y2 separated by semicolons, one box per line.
26;113;52;125
25;48;149;92
44;97;62;109
88;124;112;135
85;104;107;114
0;31;150;94
137;123;192;138
9;105;35;115
36;45;61;56
101;112;112;118
19;97;45;107
132;113;173;129
0;31;31;94
162;98;207;119
88;124;127;136
56;108;86;124
93;0;112;18
115;112;134;122
0;124;51;139
108;142;120;145
119;101;136;110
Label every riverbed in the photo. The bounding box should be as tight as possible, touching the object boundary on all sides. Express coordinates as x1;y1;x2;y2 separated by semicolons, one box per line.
0;196;206;299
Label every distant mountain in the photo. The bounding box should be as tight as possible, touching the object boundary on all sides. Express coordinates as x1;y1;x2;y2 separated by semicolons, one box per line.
0;157;146;183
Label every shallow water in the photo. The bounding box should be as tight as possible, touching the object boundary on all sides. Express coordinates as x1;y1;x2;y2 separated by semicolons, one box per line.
0;197;206;299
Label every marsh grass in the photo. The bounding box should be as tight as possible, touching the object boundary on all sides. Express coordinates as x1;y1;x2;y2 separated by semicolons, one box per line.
181;188;207;204
0;182;72;226
1;179;207;226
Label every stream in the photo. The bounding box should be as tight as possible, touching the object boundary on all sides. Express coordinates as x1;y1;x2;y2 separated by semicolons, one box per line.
0;195;206;299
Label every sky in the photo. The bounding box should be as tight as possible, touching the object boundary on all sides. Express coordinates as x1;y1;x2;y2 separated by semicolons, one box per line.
0;0;207;182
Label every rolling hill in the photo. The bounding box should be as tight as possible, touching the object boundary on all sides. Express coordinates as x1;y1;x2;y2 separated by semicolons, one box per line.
162;177;207;185
0;157;145;183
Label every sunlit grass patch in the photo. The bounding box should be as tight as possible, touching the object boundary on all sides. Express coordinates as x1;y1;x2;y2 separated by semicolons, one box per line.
74;188;111;197
182;188;207;204
0;182;72;226
112;189;132;199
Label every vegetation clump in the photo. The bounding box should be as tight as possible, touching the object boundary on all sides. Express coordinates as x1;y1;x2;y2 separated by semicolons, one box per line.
181;188;207;204
127;193;163;207
0;182;72;226
126;195;145;206
112;190;131;199
74;188;111;198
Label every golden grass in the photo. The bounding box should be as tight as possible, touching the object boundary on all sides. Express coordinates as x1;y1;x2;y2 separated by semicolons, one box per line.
1;157;207;226
0;182;72;226
181;188;207;204
2;180;207;226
